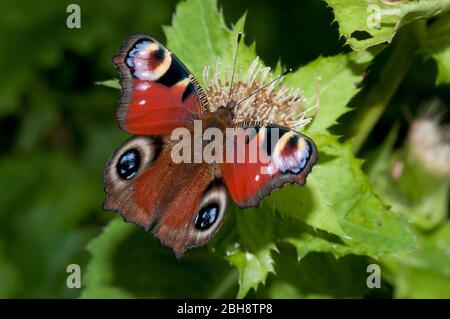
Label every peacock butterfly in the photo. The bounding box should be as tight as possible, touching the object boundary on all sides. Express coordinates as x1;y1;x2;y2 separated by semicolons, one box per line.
103;34;318;257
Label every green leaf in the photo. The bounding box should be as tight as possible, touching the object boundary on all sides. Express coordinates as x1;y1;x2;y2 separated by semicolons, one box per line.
164;0;228;82
279;221;353;260
95;80;120;89
325;0;450;51
267;133;346;238
230;210;277;298
164;0;256;87
270;184;347;238
286;50;375;134
269;139;416;258
314;142;416;256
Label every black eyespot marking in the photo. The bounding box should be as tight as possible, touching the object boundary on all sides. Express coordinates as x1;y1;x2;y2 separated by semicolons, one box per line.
194;203;219;231
152;46;165;61
116;149;141;180
287;134;299;147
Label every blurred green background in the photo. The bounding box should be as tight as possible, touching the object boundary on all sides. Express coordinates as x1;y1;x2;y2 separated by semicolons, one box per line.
0;0;448;298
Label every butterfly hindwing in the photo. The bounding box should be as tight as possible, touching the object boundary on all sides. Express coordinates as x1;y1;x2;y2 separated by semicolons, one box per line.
103;135;228;257
113;34;208;135
220;124;318;207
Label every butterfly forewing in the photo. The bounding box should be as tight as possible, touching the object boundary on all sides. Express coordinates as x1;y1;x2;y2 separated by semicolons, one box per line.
220;124;318;207
113;35;208;135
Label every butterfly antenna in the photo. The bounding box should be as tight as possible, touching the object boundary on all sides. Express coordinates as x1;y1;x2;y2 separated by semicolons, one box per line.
235;68;293;107
228;32;242;104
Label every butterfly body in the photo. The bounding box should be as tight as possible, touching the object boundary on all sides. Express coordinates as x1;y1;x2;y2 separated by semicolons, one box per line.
104;35;318;257
202;107;234;132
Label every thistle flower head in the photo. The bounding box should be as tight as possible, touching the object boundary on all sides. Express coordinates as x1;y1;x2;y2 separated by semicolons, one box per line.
203;57;314;130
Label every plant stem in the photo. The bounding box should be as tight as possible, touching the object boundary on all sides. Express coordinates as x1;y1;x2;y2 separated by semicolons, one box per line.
349;24;422;154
